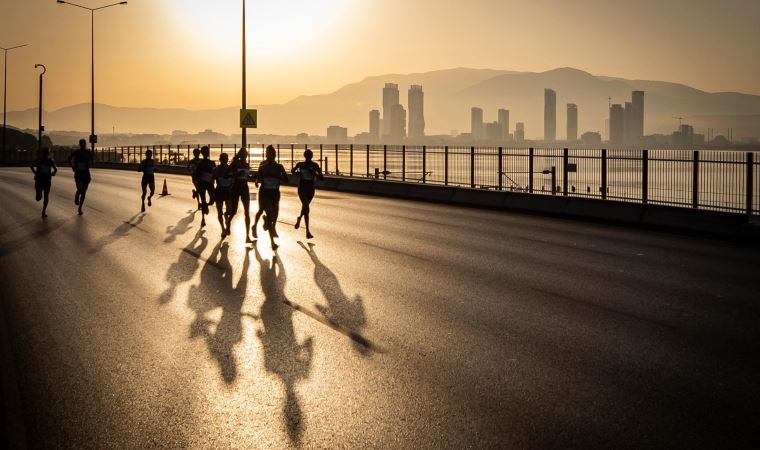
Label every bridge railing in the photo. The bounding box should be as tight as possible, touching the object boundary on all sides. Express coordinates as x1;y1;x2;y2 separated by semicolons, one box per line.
9;143;759;217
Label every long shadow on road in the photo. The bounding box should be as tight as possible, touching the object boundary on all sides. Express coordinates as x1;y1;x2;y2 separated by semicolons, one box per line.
255;246;313;447
159;228;208;305
88;212;146;254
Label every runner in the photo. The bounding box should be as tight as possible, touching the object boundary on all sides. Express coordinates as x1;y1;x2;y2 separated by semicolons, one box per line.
30;147;58;218
138;149;156;212
225;147;254;243
256;145;289;249
213;152;233;238
193;146;216;228
292;149;324;239
187;147;202;210
68;139;94;215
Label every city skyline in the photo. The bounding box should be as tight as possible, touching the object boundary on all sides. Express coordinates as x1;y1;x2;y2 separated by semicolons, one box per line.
1;0;760;113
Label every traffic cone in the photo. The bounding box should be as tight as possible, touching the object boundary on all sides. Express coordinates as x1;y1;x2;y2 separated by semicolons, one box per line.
160;178;170;196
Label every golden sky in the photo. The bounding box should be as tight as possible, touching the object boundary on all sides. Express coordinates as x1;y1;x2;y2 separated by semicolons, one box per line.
2;0;759;112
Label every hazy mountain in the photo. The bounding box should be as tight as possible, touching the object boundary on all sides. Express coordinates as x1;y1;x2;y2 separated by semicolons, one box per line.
6;67;760;139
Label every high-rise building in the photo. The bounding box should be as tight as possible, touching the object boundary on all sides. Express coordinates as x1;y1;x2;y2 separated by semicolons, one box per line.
369;110;380;140
390;104;407;139
632;90;645;142
471;107;484;140
327;125;348;143
609;104;625;145
624;101;635;144
515;122;525;142
566;104;578;142
408;85;425;139
544;89;556;141
497;109;510;140
382;83;399;136
485;122;502;141
581;132;602;147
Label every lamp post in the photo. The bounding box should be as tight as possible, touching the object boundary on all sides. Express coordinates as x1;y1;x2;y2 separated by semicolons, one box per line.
2;44;29;164
34;64;47;154
241;0;247;151
57;0;127;155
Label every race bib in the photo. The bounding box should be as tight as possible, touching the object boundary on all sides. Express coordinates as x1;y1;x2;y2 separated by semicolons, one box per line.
262;177;280;189
200;172;213;182
237;168;250;179
76;162;89;170
301;170;314;181
39;165;51;174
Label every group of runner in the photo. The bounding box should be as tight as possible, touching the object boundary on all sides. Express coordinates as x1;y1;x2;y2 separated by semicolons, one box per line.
30;141;323;249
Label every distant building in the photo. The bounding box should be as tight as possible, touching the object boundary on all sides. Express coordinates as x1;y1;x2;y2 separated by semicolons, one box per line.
544;89;556;141
327;125;348;142
471;107;484;140
382;83;399;136
498;109;510;140
581;131;602;147
390;104;407;139
485;122;502;141
673;124;694;146
515;122;525;142
567;104;578;142
609;104;625;145
632;91;645;142
624;102;635;145
408;85;425;138
369;110;380;140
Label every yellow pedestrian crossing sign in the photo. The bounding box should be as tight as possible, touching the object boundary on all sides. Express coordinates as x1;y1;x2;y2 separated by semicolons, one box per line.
240;109;258;128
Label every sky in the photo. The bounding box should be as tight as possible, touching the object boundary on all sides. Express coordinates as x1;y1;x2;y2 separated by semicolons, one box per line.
1;0;759;112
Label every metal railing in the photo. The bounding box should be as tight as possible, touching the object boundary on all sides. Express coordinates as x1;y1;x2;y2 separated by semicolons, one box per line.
6;143;759;217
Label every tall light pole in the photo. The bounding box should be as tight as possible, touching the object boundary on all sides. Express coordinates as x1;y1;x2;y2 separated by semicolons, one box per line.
57;0;127;155
35;64;47;154
241;0;247;151
2;44;29;164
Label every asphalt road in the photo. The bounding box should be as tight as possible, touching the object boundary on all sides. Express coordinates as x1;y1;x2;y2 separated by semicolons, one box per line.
0;167;759;449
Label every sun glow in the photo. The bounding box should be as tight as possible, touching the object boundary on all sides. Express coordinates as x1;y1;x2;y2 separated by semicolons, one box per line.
174;0;351;62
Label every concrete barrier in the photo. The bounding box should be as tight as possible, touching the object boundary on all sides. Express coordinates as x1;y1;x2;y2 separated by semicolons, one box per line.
408;184;455;202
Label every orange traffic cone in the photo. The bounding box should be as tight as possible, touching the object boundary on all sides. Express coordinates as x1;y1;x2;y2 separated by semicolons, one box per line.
160;178;170;196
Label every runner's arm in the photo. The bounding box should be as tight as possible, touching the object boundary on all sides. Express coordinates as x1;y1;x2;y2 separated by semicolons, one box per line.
51;160;58;176
316;164;324;181
30;160;37;174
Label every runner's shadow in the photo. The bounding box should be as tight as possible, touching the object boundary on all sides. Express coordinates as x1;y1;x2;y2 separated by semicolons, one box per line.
88;213;145;254
299;242;371;357
165;210;196;243
158;229;207;305
255;246;313;447
187;242;250;384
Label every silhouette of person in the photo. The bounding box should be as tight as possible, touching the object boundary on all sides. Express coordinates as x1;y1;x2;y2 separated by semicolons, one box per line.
30;147;58;218
292;149;324;239
68;138;93;215
138;149;157;212
193;146;216;228
255;145;289;249
225;147;254;243
213;152;233;238
188;147;202;210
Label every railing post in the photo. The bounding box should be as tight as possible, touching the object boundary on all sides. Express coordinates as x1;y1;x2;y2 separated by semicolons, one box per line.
383;145;387;180
444;146;449;186
290;144;294;170
276;144;280;164
692;150;699;208
324;157;329;174
601;149;607;199
366;144;370;177
335;144;339;175
562;148;569;196
422;145;427;184
402;145;406;182
350;144;354;177
140;145;143;161
319;144;323;168
747;152;754;217
498;147;503;191
528;147;534;193
642;149;649;204
470;146;475;188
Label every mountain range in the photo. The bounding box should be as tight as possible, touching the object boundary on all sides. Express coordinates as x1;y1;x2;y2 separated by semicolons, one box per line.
5;67;760;139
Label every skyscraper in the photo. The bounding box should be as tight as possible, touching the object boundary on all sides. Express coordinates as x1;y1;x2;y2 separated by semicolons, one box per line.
369;110;380;140
544;89;556;141
408;85;425;138
624;102;634;144
515;122;525;142
609;104;625;145
382;83;399;136
471;107;484;140
497;109;510;140
390;104;407;139
485;122;502;141
567;104;578;142
632;90;645;142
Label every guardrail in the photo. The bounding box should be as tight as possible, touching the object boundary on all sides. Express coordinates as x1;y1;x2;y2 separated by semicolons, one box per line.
6;143;759;217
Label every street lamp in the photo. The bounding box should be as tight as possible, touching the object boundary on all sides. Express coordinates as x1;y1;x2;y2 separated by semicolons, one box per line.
242;0;248;151
35;64;47;154
2;44;29;164
56;0;127;155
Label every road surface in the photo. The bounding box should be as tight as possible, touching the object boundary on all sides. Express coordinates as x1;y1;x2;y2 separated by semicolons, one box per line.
0;167;758;449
